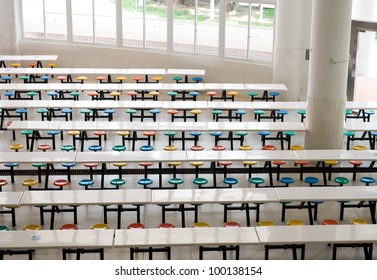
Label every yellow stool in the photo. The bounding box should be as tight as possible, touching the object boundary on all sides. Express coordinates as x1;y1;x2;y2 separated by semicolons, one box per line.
190;161;204;178
9;143;24;152
227;91;239;101
244;160;257;180
113;162;127;179
47;63;57;68
116;76;126;82
109;91;121;100
257;220;276;226
91;223;110;230
351;218;368;225
11;63;21;68
324;160;339;180
287;219;305;226
148;91;160;101
290;145;304;150
192;222;210;228
190;109;202;121
22;179;38;190
77;76;88;83
353;145;367;150
164;145;177;151
239;145;252;150
24;224;42;231
152;76;163;83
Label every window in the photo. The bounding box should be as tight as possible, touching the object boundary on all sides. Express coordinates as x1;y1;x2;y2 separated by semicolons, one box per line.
22;0;67;40
225;1;274;62
20;0;275;64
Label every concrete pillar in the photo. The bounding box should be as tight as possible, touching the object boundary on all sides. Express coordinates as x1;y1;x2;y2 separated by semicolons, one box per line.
305;0;353;149
272;0;312;101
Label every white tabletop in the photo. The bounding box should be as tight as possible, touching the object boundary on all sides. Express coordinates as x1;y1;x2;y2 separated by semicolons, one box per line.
187;150;298;161
114;227;259;247
294;149;352;161
158;122;208;131
21;189;151;206
58;121;158;131
7;120;62;130
75;151;188;163
166;69;205;76
346;101;377;110
256;224;377;244
0;229;114;250
0;67;128;75
275;187;341;202
0;55;58;61
0;151;76;163
203;83;246;90
151;188;279;204
0;100;73;109
335;186;377;201
345;120;377;132
80;83;164;91
0;192;23;207
348;150;377;161
163;83;205;91
207;121;306;132
207;101;253;109
162;101;208;109
244;84;288;91
0;83;82;91
72;100;163;109
251;101;306;110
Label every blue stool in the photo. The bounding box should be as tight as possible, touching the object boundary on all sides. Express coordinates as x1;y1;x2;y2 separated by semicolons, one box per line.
79;179;95;190
138;178;154;189
47;130;61;150
258;131;271;146
40;75;50;83
88;145;102;152
364;110;375;122
280;177;295;187
304;176;320;186
48;91;59;99
103;109;116;121
276;110;288;122
4;163;19;183
149;109;161;121
360;177;375;186
223;177;238;188
189;131;202;147
192;77;203;83
60;108;73;121
210;131;223;146
235;110;246;121
268;91;280;101
15;108;28;120
1;75;11;83
4;91;15;98
140;145;153;151
188;91;200;100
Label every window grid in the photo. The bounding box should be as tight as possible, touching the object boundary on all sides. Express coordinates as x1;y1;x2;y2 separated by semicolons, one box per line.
20;0;274;64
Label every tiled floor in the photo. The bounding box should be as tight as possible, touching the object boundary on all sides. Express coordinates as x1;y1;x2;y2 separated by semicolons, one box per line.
0;75;376;260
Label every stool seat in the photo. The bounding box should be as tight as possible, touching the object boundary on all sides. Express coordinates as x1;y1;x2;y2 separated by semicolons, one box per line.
60;224;78;230
112;145;126;151
79;179;94;187
321;219;339;225
53;179;69;188
360;177;375;185
223;178;238;185
280;177;295;185
164;146;177;151
224;221;241;227
110;178;126;187
191;146;204;151
351;219;368;225
138;178;153;186
168;178;184;185
0;179;8;187
258;220;276;226
287;219;305;226
158;223;176;228
334;177;350;186
304;177;320;185
239;145;252;150
192;222;209;228
249;177;265;186
127;223;145;229
140;145;153;151
212;146;225;151
193;178;209;185
88;145;102;152
92;223;110;230
22;179;38;187
24;224;42;231
263;145;276;150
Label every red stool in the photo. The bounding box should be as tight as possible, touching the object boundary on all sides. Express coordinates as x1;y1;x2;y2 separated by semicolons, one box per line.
219;161;233;178
271;160;286;180
142;131;156;145
53;179;69;190
158;223;175;228
294;160;310;181
167;109;179;122
191;145;204;151
127;223;145;229
37;144;52;152
348;160;363;181
0;179;8;191
263;145;277;150
84;163;98;180
60;223;78;230
93;131;107;146
321;219;339;225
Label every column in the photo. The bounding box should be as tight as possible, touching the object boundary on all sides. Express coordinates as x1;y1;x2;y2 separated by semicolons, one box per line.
272;0;312;101
305;0;353;149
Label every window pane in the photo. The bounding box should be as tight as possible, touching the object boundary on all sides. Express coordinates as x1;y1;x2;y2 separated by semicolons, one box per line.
122;0;144;48
145;0;167;50
249;3;274;63
94;0;117;45
72;0;94;43
22;0;44;39
225;1;248;59
196;0;219;56
173;0;195;53
44;0;67;40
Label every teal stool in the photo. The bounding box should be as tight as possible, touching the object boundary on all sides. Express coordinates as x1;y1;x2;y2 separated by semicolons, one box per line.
80;109;92;121
110;178;125;189
247;91;259;101
193;178;209;188
249;177;265;188
212;109;223;121
168;178;184;189
296;109;306;122
254;110;265;121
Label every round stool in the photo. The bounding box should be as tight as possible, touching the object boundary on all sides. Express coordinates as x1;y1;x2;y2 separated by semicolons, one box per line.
360;177;375;186
22;179;38;190
192;222;209;228
193;178;209;188
257;221;276;226
304;176;320;186
91;223;110;230
60;224;78;230
9;144;24;152
287;219;305;226
280;177;295;187
249;177;265;188
321;219;339;225
79;179;95;190
24;224;42;231
138;178;154;189
158;223;175;228
334;176;350;186
110;178;126;189
53;179;69;190
127;223;145;229
351;219;368;225
224;221;241;227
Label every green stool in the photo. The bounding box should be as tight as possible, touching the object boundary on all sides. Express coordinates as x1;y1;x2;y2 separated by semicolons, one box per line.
193;178;209;188
254;110;265;121
282;131;297;150
20;129;33;150
26;91;38;99
247;91;259;101
168;178;184;189
344;130;356;150
70;91;80;100
164;131;177;146
296;109;306;122
212;109;223;121
249;177;265;188
110;178;126;189
172;76;183;83
112;145;126;151
36;108;49;121
80;109;92;121
126;109;138;121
